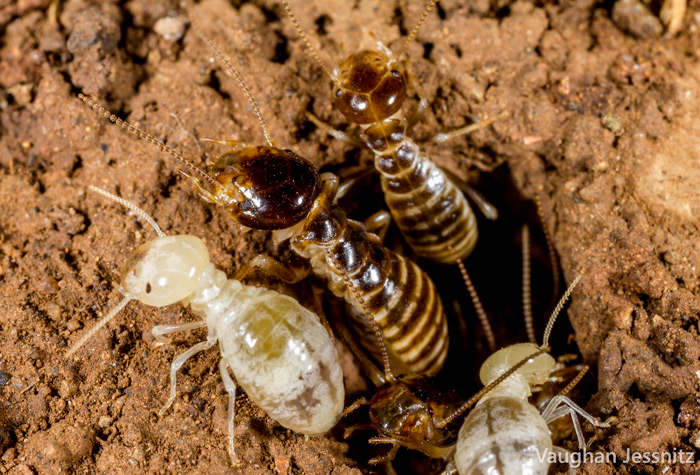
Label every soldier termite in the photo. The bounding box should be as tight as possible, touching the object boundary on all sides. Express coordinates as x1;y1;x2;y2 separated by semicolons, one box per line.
66;185;345;466
77;20;450;376
281;0;504;265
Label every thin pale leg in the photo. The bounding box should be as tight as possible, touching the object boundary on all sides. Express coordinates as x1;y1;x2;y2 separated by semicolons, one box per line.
159;338;217;416
201;137;249;150
233;254;309;284
152;320;207;346
219;359;238;466
176;169;218;203
431;110;508;144
541;395;611;449
364;210;392;243
306;112;365;147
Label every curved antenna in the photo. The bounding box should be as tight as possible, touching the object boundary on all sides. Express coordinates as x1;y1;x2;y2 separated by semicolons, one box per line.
340;272;395;383
65;295;134;358
395;0;439;60
88;185;165;237
536;194;560;305
558;364;589;397
190;19;275;147
448;245;495;352
541;275;582;349
280;0;336;82
522;225;535;344
435;346;550;428
77;94;223;193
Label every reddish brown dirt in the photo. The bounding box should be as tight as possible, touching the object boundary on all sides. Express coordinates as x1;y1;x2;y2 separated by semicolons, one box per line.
1;0;700;474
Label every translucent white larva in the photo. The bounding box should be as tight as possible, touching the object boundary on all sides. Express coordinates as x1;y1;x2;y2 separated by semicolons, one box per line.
67;186;344;464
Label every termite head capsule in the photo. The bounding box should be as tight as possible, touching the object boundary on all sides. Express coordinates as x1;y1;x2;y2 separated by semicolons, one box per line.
123;236;210;306
368;375;461;459
480;343;557;388
334;51;407;124
210;146;321;230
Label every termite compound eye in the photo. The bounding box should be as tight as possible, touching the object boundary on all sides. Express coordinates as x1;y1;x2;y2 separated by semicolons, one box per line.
391;70;399;77
335;89;342;97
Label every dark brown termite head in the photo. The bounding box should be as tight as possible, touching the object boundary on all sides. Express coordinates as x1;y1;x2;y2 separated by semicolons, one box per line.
368;375;462;459
210;146;320;230
334;50;407;124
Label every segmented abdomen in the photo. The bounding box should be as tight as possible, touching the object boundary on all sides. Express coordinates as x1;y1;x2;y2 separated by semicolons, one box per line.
378;141;478;264
300;219;449;375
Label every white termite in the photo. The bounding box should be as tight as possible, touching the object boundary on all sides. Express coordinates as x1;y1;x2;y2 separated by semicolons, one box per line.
451;275;612;475
66;185;345;465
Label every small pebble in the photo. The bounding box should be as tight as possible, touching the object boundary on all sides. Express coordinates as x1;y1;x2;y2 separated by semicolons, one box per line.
154;16;186;42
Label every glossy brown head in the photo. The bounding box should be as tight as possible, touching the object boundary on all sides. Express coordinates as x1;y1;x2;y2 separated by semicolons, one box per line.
210;146;320;230
368;375;461;458
334;51;407;124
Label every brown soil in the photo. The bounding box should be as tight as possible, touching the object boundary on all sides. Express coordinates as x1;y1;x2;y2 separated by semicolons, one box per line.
1;0;700;474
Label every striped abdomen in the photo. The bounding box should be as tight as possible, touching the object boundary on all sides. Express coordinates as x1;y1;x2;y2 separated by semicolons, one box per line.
291;177;448;375
366;121;478;264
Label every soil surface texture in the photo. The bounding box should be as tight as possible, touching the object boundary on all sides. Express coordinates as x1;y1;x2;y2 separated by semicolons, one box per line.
1;0;700;474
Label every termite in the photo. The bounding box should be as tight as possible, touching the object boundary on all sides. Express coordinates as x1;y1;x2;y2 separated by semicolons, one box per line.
451;274;613;475
66;185;345;465
77;20;450;377
339;226;611;471
281;0;504;265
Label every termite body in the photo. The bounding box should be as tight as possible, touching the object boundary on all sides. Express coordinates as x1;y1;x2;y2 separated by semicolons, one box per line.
282;0;501;265
452;277;612;475
67;186;345;465
77;18;450;376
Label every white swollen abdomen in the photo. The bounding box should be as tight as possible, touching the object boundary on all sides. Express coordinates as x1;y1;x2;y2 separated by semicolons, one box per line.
455;397;552;475
216;284;344;435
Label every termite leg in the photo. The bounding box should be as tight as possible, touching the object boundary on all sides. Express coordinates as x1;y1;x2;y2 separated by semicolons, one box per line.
541;395;611;449
431;110;508;144
159;337;217;416
233;255;309;284
364;210;391;243
368;440;400;464
176;168;218;203
200;137;250;150
335;167;376;202
306;112;365;148
219;358;239;466
438;166;498;220
152;320;207;346
342;397;370;419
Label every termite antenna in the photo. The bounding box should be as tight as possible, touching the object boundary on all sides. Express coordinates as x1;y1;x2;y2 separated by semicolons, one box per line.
65;296;134;359
190;18;275;147
541;275;582;349
77;94;222;193
395;0;439;60
435;346;550;428
558;364;589;397
536;194;560;305
522;225;535;344
88;185;166;237
341;273;395;382
448;245;495;352
280;0;336;82
66;185;168;359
